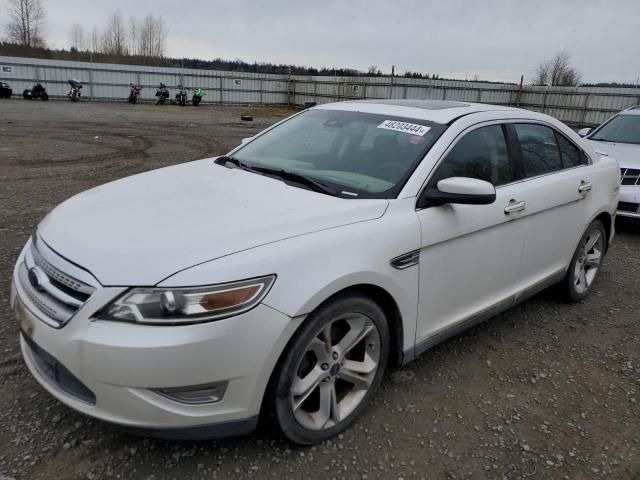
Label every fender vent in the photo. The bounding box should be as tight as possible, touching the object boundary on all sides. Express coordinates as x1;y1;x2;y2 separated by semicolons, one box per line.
390;250;420;270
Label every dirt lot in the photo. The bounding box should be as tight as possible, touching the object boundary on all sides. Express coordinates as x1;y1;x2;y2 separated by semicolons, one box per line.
0;100;639;480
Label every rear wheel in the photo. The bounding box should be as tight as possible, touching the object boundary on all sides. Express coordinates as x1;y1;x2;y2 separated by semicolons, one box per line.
41;92;48;101
268;294;389;445
561;219;607;302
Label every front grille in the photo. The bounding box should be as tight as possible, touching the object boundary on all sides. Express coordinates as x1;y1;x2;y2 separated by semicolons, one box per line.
618;201;639;213
17;236;96;328
620;168;640;186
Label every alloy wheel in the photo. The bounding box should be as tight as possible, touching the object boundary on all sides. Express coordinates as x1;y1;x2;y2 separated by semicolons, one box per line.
573;229;603;295
290;313;381;431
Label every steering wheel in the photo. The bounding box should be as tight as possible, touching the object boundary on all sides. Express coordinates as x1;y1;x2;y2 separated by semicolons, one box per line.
377;162;406;182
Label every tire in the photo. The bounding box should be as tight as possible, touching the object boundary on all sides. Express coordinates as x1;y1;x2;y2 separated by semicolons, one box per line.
561;219;607;302
41;92;48;101
23;90;30;99
268;293;389;445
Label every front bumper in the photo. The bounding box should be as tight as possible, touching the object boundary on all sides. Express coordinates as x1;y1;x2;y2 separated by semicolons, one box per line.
11;259;299;439
617;185;640;219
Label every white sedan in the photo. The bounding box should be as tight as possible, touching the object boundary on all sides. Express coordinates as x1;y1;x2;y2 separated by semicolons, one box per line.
10;100;619;445
579;105;640;219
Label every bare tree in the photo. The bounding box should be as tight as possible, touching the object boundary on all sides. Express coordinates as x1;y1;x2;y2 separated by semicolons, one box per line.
367;65;381;76
533;51;581;87
102;11;127;55
138;14;167;57
5;0;46;47
533;60;550;86
69;23;85;51
90;26;100;53
128;16;139;56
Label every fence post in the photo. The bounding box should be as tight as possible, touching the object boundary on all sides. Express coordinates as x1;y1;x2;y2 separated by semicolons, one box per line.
403;84;408;99
219;74;223;104
313;80;317;103
476;88;481;103
542;91;548;114
516;75;523;106
89;67;94;100
292;79;296;106
260;77;263;105
362;81;367;100
442;87;447;101
580;93;590;126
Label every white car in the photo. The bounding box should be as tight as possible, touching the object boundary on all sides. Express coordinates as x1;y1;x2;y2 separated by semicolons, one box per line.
10;100;619;445
579;106;640;219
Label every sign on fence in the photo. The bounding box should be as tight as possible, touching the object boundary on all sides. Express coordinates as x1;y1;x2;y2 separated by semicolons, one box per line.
1;65;13;74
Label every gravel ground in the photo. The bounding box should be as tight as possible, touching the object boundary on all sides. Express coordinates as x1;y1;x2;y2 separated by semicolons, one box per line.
0;100;638;480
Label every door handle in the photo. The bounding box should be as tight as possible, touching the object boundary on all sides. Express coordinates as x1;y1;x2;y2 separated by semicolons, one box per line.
578;181;592;193
504;200;526;214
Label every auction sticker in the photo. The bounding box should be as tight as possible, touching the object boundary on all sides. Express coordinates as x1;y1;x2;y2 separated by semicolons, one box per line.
378;120;430;136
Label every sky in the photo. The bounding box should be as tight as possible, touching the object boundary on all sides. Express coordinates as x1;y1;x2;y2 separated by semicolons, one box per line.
18;0;640;84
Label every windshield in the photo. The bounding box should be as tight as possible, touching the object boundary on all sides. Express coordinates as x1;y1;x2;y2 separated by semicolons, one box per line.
590;114;640;144
232;109;446;198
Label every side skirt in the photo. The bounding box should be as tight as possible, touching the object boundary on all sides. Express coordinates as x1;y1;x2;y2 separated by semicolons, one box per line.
402;270;565;365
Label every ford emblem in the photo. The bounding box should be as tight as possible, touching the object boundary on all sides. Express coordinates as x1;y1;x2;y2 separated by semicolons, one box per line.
28;267;45;292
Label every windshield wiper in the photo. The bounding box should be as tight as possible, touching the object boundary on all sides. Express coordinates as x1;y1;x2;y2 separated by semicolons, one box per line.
248;165;338;196
214;155;253;171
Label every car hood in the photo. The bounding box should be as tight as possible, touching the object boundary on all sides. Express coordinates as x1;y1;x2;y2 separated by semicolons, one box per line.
585;139;640;169
38;159;388;286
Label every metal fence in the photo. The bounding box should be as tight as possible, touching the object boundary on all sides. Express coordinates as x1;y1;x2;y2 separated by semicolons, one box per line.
2;55;640;127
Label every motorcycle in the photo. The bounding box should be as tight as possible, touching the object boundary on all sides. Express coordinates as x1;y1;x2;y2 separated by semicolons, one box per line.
175;84;188;106
128;83;142;104
155;83;170;105
67;79;82;102
192;87;205;106
23;83;48;101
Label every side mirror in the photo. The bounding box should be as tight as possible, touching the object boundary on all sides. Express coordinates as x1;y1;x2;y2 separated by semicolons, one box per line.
417;177;496;208
577;127;592;137
241;136;253;144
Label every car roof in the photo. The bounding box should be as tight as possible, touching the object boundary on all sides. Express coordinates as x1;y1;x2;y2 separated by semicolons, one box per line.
619;106;640;116
315;99;521;124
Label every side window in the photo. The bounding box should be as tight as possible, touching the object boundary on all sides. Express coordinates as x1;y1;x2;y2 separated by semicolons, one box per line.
513;124;563;177
430;125;511;187
555;133;587;168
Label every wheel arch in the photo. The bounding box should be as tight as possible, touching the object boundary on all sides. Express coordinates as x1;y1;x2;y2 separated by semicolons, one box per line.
593;211;612;252
259;282;406;431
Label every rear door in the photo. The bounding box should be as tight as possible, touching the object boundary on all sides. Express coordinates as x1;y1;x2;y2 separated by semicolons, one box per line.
506;122;592;292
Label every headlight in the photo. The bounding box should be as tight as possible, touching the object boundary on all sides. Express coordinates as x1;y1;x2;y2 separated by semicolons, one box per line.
95;275;275;325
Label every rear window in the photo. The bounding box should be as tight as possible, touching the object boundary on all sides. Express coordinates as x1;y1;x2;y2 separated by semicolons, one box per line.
513;124;563;178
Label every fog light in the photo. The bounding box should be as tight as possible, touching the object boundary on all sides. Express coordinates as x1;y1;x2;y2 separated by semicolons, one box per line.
154;381;228;405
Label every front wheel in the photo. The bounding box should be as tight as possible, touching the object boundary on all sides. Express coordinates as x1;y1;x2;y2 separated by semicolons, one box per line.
268;294;389;445
561;219;607;302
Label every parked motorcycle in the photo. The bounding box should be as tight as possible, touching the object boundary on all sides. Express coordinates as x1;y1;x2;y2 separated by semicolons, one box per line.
128;83;142;104
175;84;188;106
67;79;82;102
23;83;48;101
155;82;170;105
192;87;205;106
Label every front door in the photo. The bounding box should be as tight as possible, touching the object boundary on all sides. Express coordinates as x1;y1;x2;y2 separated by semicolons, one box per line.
415;123;527;348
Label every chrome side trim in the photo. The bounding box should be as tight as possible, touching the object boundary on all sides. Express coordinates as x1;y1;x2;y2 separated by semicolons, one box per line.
390;250;420;270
